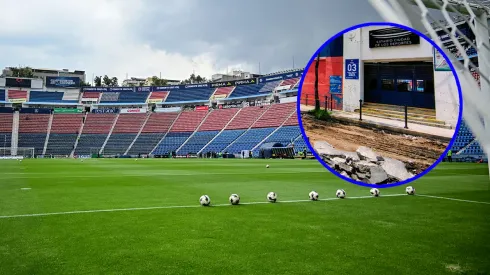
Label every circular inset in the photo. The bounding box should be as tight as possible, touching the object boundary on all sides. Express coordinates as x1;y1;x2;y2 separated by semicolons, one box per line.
297;22;463;188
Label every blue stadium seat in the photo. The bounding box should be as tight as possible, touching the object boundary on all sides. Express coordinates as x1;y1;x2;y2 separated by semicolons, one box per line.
201;129;245;154
117;92;150;103
0;90;5;102
152;132;193;155
18;133;46;155
103;134;137;155
75;134;108;155
45;134;78;155
128;133;165;155
177;131;219;155
228;83;267;99
224;127;275;153
165;88;215;103
29;91;64;102
0;133;11;149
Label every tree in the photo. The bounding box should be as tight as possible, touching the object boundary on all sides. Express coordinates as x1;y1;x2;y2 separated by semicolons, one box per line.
94;76;102;87
111;77;118;87
314;52;320;112
80;81;91;87
150;76;168;86
103;75;112;86
10;66;34;78
181;73;207;84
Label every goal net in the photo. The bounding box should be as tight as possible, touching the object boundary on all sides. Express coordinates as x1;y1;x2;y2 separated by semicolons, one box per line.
369;0;490;177
0;147;35;159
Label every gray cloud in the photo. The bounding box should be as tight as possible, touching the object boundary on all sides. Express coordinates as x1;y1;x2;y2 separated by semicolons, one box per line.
134;0;381;74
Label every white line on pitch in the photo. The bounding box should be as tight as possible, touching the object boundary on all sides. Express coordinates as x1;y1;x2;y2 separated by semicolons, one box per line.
417;194;490;205
0;194;406;219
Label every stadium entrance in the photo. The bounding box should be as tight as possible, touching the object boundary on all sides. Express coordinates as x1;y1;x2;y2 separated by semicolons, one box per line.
363;62;435;109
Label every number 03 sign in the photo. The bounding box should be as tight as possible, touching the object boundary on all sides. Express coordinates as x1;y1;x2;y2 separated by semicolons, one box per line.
345;59;359;79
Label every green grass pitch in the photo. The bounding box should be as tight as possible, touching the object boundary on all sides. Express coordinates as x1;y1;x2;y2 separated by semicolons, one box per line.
0;159;489;274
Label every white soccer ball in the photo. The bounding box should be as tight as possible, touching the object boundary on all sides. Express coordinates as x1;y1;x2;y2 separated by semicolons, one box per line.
267;192;277;202
266;164;270;168
81;159;84;162
199;195;211;206
309;191;319;201
406;186;415;195
370;188;380;197
336;189;346;199
229;194;240;205
19;159;22;162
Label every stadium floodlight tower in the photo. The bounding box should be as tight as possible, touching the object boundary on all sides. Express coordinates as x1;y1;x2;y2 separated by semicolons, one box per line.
369;0;490;179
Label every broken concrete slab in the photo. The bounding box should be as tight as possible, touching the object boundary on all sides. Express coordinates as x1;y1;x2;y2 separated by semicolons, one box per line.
367;166;389;184
381;157;414;182
356;146;384;162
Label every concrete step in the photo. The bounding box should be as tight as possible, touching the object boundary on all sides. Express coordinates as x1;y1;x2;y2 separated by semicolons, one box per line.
359;108;443;124
353;111;452;129
362;102;436;116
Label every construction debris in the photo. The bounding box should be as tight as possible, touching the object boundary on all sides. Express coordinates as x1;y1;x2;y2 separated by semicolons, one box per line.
314;141;415;184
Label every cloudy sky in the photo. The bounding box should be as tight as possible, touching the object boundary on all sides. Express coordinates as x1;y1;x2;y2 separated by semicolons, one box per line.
0;0;381;83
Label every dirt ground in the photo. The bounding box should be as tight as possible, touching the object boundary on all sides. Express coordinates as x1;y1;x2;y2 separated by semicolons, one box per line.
302;113;449;173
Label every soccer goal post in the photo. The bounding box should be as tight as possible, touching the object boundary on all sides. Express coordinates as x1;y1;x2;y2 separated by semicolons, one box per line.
369;0;490;178
0;147;35;159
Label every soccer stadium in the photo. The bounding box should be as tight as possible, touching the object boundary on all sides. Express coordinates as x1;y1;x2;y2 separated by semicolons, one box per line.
0;2;489;274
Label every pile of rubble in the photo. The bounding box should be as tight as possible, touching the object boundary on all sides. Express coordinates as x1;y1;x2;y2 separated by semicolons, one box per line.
314;141;415;184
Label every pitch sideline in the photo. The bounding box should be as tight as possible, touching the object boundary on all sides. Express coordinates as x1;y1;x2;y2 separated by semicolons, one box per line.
1;193;489;219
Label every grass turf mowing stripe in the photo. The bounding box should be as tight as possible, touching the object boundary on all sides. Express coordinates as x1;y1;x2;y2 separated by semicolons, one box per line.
0;194;406;219
417;194;490;205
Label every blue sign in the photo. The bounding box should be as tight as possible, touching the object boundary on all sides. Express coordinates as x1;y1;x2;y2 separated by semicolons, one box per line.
345;59;359;79
91;108;119;114
136;86;153;92
109;87;134;92
83;87;108;92
46;77;81;88
258;70;303;83
330;76;342;94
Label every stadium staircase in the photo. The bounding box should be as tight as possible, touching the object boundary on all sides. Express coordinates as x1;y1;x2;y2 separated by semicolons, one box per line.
149;112;182;155
221;105;271;153
11;112;19;155
42;113;54;155
99;113;120;154
71;112;88;157
354;102;450;129
124;112;152;155
175;110;213;154
197;108;242;154
251;109;297;152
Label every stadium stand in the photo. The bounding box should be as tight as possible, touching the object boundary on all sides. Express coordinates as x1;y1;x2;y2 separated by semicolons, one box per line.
224;127;276;154
18;114;50;155
81;92;101;103
165;88;215;103
29;91;64;102
278;78;300;88
177;131;220;155
0;90;6;102
152;132;193;155
169;110;208;132
212;87;234;98
103;113;147;155
116;92;150;104
147;91;169;103
0;113;12;150
198;108;239;131
251;103;295;128
74;113;117;155
200;129;246;154
45;114;84;155
127;112;179;155
228;83;267;99
226;106;269;130
99;92;120;103
8;90;28;102
258;80;282;93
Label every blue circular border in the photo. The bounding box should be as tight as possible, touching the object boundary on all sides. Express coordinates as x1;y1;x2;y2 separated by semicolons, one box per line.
296;22;463;188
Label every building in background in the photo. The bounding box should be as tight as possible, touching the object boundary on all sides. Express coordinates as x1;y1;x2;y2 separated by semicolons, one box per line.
1;67;86;83
211;70;261;82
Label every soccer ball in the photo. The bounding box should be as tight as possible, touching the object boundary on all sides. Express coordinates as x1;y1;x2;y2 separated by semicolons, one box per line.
267;192;277;202
336;189;346;199
229;194;240;205
370;188;380;197
406;186;415;195
81;159;84;162
309;191;319;201
199;195;211;206
266;164;270;168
